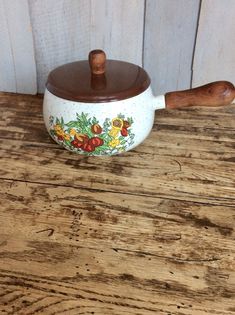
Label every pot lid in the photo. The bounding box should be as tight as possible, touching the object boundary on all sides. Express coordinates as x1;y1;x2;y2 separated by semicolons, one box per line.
46;50;150;103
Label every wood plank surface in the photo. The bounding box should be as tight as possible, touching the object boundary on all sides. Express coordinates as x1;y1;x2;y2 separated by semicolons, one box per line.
192;0;235;86
28;0;145;93
144;0;200;95
0;92;235;314
0;0;37;94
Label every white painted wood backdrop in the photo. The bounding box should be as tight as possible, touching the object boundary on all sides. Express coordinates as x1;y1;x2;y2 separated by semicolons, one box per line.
0;0;234;95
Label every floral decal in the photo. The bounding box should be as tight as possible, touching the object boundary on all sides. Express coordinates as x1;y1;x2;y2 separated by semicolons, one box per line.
49;113;135;155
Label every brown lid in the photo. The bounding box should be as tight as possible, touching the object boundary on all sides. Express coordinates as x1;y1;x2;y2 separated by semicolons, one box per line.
46;50;150;103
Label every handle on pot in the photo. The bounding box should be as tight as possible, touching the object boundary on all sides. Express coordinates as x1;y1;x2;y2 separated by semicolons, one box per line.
165;81;235;109
89;50;106;75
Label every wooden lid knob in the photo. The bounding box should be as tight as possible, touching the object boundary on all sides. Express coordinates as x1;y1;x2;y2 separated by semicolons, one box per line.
89;49;106;75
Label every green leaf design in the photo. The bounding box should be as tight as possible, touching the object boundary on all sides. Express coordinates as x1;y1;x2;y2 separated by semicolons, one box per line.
66;121;79;128
50;130;56;137
127;117;134;125
49;116;54;125
61;117;64;126
92;117;99;125
117;113;125;119
64;139;71;146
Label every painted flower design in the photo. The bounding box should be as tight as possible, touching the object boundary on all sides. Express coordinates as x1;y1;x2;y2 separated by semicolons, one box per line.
49;113;135;155
109;118;123;137
109;139;120;148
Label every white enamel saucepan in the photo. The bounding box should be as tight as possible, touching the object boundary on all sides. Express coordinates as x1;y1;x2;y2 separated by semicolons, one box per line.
43;50;235;156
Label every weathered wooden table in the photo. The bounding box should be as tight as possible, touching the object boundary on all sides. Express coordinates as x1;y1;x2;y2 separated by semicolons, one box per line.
0;93;235;315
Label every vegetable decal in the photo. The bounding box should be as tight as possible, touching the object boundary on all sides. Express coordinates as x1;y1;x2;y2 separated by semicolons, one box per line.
49;113;135;155
91;124;102;134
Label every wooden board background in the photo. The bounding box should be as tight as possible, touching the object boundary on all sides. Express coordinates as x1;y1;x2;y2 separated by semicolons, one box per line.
144;0;200;95
0;0;234;93
0;0;37;94
0;90;235;314
192;0;235;87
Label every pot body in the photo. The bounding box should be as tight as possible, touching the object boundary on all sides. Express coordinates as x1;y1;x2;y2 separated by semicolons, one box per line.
43;87;162;156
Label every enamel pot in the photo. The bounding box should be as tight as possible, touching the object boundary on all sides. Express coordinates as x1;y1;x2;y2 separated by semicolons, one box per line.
43;50;235;156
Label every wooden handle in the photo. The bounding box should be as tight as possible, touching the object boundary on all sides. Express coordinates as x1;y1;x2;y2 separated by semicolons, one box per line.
89;49;106;75
165;81;235;109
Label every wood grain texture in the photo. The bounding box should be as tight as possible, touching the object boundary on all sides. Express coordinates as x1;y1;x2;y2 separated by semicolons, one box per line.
0;92;235;314
0;0;37;94
144;0;200;95
165;81;235;108
28;0;145;93
89;49;106;75
192;0;235;87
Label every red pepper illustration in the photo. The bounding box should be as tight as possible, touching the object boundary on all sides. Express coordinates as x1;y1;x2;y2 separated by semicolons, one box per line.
91;124;102;134
121;127;128;137
82;143;95;152
57;135;64;141
71;140;83;148
123;120;130;128
89;137;104;147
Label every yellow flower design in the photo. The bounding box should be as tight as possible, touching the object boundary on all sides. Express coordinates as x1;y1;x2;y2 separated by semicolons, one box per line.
63;134;70;141
109;139;120;148
69;128;77;136
54;124;64;136
57;130;64;137
109;118;123;138
54;124;62;132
